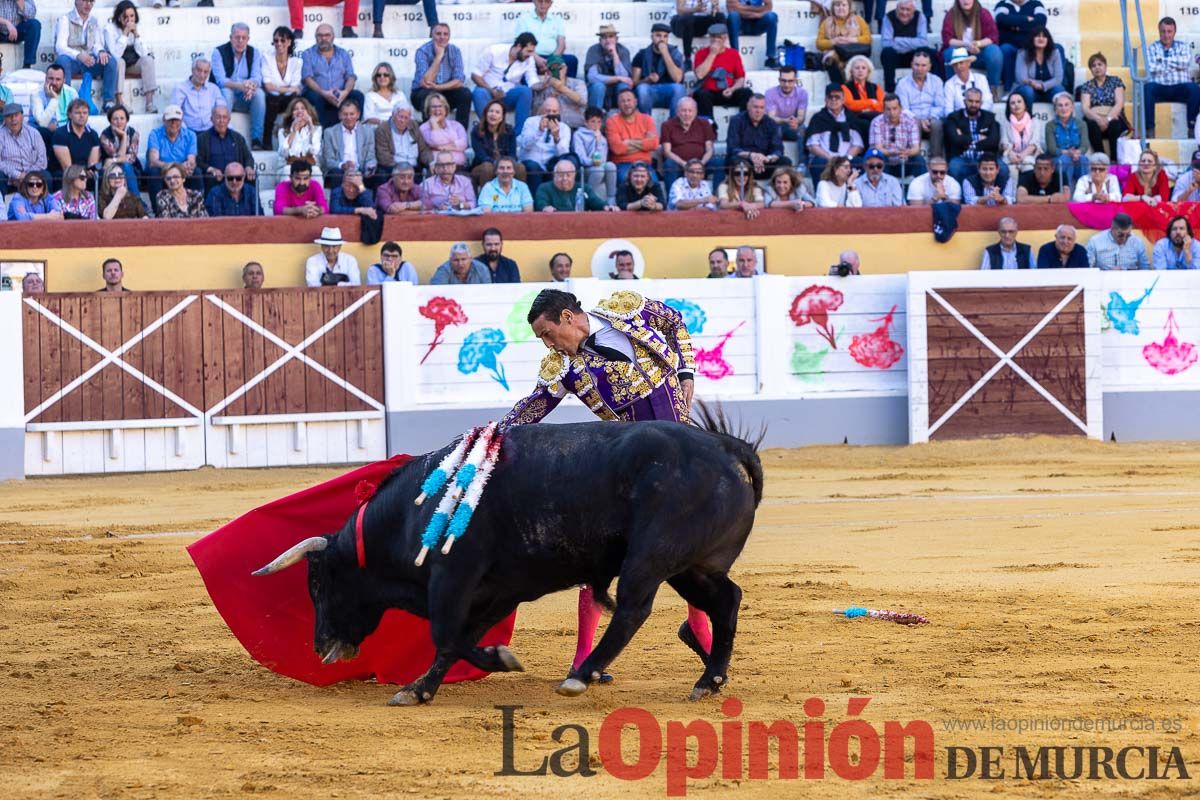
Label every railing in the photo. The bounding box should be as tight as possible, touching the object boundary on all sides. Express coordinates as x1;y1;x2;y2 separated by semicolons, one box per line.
1120;0;1151;144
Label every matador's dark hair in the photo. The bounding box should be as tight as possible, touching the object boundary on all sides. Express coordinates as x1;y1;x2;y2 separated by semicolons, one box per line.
527;289;583;325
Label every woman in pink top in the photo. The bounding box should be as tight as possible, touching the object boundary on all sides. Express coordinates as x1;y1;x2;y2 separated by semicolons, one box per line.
418;92;469;170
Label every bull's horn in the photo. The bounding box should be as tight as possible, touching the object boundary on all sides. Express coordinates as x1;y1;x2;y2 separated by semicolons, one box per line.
252;536;328;576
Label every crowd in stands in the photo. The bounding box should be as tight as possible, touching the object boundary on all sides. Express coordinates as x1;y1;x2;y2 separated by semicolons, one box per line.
1;1;1199;270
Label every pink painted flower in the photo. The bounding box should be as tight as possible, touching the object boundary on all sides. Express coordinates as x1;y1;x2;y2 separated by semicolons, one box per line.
419;297;468;365
695;322;745;380
1143;310;1198;376
849;305;905;370
789;285;844;349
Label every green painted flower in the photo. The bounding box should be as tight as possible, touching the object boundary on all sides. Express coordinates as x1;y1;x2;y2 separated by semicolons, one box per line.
507;290;541;343
791;341;829;383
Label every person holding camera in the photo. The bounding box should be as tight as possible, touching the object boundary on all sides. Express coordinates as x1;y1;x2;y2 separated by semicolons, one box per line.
517;96;572;193
828;250;861;276
305;226;361;287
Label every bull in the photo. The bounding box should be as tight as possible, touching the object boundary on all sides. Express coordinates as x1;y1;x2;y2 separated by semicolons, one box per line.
253;411;763;705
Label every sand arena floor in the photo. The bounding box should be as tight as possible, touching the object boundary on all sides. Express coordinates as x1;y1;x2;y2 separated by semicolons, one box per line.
2;437;1199;798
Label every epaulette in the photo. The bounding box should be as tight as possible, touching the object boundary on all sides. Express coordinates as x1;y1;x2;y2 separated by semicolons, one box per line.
594;290;646;320
538;351;569;387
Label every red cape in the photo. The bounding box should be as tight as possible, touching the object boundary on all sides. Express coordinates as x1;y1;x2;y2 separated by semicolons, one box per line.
187;455;516;686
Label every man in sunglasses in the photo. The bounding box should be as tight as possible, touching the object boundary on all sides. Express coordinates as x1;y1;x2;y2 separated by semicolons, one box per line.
205;161;260;216
906;156;961;205
858;148;903;207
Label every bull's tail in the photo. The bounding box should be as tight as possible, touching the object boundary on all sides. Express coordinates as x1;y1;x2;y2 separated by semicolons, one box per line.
692;400;764;507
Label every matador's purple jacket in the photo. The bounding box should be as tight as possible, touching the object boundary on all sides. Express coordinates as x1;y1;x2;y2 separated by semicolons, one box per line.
499;291;697;429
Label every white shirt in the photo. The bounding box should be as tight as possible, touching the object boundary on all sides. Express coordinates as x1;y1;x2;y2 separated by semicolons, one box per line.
944;72;993;113
364;90;411;123
907;172;963;204
516;115;570;166
583;313;635;360
474;43;540;93
340;124;358;167
305;252;361;287
102;21;147;60
54;8;102;59
815;181;863;208
1072;173;1122;202
263;55;303;92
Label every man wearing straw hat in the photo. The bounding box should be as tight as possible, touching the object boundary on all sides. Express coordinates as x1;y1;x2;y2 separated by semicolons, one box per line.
304;226;361;286
943;46;992;113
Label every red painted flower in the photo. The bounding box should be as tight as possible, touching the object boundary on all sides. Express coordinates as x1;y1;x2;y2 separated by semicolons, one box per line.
789;285;844;349
849;305;905;370
1143;310;1198;376
419;297;468;365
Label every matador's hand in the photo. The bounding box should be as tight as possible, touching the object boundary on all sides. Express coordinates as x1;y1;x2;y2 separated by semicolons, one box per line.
681;378;695;408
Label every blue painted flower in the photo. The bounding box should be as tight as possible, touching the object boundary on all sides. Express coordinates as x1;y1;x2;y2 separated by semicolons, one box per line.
664;298;707;334
458;328;509;389
1106;278;1158;336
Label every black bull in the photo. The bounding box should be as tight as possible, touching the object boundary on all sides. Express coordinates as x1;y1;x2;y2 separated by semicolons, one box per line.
253;418;763;705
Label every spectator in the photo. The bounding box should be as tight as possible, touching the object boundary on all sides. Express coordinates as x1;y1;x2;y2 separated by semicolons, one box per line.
765;66;806;142
516;0;574;77
377;104;429;177
306;227;361;287
731;245;760;277
211;23;266;148
857;148;904;207
375;162;422;214
242;261;265;289
584;25;632;111
805;83;864;177
616;162;665;211
1017;152;1067;203
263;27;302;146
206;161;258;216
534;55;586;132
828;250;862;276
301;24;362;129
610;250;638;280
320;98;376;187
896;51;945;157
717;158;764;219
869;93;925;178
156;161;206;218
99;163;148;219
728;93;789;181
170;58;225;134
289;0;357;42
0;0;40;70
535;159;612;211
469;99;519;186
363;61;409;127
479;156;534;213
881;0;932;93
815;155;863;208
765;164;816;210
104;1;157;113
1122;149;1170;206
574;105;617;203
1036;224;1088;269
329;167;376;219
816;0;870;85
277;97;322;180
1079;53;1128;160
672;0;726;70
632;23;686;116
420;150;475;211
941;0;1002;101
980;216;1032;269
1086;212;1149;270
22;272;45;293
1142;17;1200;139
98;258;128;292
906;156;962;204
419;91;468;171
0;104;48;195
944;48;992;114
274;159;328;217
412;23;471;128
373;0;437;41
431;242;491;285
52;163;95;218
479;227;521;282
1012;27;1065;110
1072;152;1120;202
1045;92;1088;188
366;241;419;284
1152;215;1200;270
606;88;659;184
669;158;718;210
472;33;539;133
99;104;141;195
692;23;752;120
198;104;255;193
946;87;1004;185
707;247;730;277
54;0;116;111
518;96;572;192
999;92;1042;175
660;96;718;190
7;169;61;219
31;65;77;154
995;0;1047;90
51;99;99;182
1172;152;1200;202
842;56;884;141
727;0;778;66
549;252;572;281
962;153;1014;205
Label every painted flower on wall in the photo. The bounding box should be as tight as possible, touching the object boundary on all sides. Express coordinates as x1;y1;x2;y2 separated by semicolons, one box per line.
849;305;905;370
458;328;510;389
1106;279;1157;336
789;285;844;349
1143;311;1198;375
790;342;829;383
664;298;708;335
420;297;468;365
695;322;745;380
507;290;541;344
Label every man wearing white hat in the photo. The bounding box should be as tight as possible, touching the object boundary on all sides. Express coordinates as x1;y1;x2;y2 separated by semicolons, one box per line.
943;47;992;113
305;226;361;287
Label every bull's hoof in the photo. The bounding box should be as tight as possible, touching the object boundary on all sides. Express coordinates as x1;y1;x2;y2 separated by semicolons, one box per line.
688;675;727;702
556;678;588;697
387;689;426;706
496;645;525;672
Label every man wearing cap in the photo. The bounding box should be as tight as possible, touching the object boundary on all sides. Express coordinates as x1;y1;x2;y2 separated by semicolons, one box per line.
430;242;492;285
472;33;541;134
1086;213;1149;271
305;227;361;287
584;24;632;111
632;23;686;116
980;217;1032;269
1171;152;1200;203
533;54;586;129
515;0;575;78
0;104;48;196
805;83;864;177
692;22;752;120
944;47;992;114
858;148;904;207
146;104;200;199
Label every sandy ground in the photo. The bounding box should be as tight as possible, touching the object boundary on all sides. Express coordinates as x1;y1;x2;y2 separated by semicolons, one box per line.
2;437;1199;799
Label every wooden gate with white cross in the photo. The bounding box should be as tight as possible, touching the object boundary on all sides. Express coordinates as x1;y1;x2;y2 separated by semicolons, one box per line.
22;288;385;475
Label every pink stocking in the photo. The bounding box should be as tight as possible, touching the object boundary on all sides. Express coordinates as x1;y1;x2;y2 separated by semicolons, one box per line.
573;586;603;670
687;604;712;654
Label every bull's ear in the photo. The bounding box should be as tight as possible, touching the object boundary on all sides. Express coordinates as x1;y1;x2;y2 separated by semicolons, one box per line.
251;536;329;576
